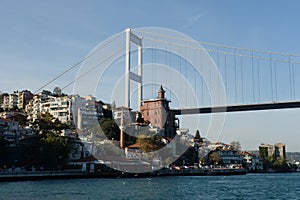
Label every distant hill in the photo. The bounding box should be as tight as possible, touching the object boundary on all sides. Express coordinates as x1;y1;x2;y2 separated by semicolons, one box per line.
286;152;300;163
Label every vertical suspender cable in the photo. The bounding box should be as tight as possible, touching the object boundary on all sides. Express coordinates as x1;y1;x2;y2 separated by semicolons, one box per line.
217;46;220;104
209;47;212;101
185;41;188;106
257;60;261;102
292;63;296;100
168;44;173;101
151;41;154;97
154;41;157;94
269;53;274;101
165;44;168;99
194;48;197;104
234;48;237;103
251;50;256;102
224;54;228;100
179;48;182;106
274;61;278;101
240;56;244;103
288;54;293;100
200;45;204;106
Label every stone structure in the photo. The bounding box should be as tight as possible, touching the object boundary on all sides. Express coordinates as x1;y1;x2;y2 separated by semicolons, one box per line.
259;143;286;159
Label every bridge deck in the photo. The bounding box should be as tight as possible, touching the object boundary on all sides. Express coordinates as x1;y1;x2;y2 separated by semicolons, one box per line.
172;101;300;115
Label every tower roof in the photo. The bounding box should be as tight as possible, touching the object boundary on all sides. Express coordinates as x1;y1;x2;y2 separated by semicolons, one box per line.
157;85;166;99
158;85;165;93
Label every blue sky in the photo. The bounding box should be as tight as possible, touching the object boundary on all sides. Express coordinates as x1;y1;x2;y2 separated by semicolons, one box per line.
1;0;300;151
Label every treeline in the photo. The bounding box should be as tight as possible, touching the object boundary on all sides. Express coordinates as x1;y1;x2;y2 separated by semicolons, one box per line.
0;112;72;171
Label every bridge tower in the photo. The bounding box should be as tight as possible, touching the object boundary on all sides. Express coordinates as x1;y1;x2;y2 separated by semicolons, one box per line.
125;28;143;109
118;29;143;149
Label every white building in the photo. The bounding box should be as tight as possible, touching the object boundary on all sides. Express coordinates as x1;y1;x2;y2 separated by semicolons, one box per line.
17;90;33;109
241;151;263;171
26;95;41;123
2;93;18;110
26;94;72;124
72;95;104;130
26;92;105;131
218;149;243;165
2;90;33;110
112;106;136;127
48;96;72;124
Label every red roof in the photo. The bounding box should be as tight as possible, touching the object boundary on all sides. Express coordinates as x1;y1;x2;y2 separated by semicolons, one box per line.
127;143;142;149
126;143;156;149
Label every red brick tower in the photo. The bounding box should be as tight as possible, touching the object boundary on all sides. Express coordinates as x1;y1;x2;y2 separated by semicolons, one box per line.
140;85;178;137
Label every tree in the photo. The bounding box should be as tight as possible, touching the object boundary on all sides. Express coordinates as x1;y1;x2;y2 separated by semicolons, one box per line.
199;157;207;165
230;141;241;151
209;151;222;165
259;146;268;159
39;133;71;170
32;112;69;135
32;112;55;133
136;135;153;153
99;118;120;140
135;134;163;153
194;130;204;142
53;119;69;133
194;130;200;139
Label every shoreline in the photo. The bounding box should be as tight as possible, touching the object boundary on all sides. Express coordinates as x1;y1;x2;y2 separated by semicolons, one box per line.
1;168;298;182
0;168;246;182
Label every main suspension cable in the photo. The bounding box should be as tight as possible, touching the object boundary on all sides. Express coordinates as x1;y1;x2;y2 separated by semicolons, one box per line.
34;31;123;94
61;48;124;91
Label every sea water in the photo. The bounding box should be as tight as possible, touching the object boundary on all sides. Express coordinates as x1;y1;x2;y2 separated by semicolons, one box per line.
1;173;300;200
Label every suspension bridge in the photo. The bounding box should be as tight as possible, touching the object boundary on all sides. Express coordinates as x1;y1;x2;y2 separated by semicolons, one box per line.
35;28;300;115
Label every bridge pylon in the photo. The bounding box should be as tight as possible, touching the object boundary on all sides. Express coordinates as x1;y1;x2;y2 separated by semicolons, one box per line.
125;28;143;110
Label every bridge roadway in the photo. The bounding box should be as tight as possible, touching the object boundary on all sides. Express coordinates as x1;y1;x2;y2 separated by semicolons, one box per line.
171;101;300;115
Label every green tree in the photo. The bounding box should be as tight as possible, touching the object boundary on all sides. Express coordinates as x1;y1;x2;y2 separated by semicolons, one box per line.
230;141;241;151
32;112;69;135
194;130;204;142
194;130;200;139
199;157;207;165
136;135;152;153
39;133;71;170
99;118;120;140
273;157;286;167
135;134;163;153
259;146;268;159
172;146;199;166
209;151;222;165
